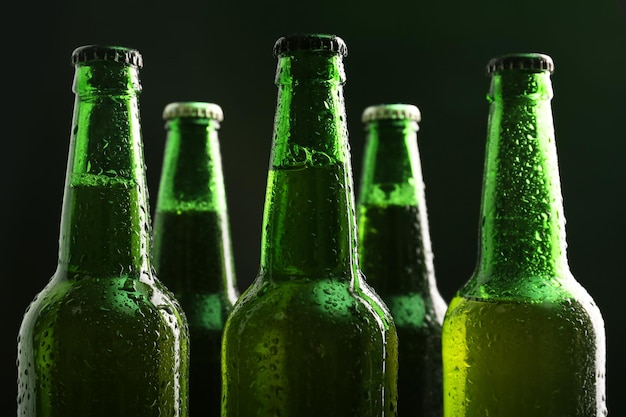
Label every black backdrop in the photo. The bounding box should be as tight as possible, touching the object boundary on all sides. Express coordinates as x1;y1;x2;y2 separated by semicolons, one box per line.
4;0;625;415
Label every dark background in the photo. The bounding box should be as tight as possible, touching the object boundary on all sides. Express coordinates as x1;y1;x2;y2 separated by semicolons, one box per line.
4;0;625;415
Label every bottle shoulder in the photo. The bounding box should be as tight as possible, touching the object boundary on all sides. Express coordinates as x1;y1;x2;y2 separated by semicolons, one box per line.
20;271;187;335
224;277;388;334
445;275;605;331
459;269;598;302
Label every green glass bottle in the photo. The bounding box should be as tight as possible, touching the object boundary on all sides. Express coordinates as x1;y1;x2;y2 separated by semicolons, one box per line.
152;101;239;417
441;53;607;416
16;45;190;417
357;103;447;417
221;33;399;417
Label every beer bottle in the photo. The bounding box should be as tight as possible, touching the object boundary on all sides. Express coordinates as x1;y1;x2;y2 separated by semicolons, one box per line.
221;34;399;417
441;53;607;416
16;45;190;417
152;101;239;417
357;103;447;416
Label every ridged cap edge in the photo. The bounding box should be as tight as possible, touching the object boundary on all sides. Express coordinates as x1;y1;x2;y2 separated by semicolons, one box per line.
71;45;143;68
273;34;348;57
163;102;224;121
362;103;421;123
486;53;554;74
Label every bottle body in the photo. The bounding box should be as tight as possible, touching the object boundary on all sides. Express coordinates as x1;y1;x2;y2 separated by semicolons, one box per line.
442;54;606;417
18;272;188;417
152;102;238;417
17;46;189;417
443;287;604;416
221;34;398;417
357;104;447;416
223;277;390;416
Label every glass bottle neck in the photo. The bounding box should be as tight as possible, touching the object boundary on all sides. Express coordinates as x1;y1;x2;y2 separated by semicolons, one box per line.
156;118;227;212
152;117;236;294
474;70;569;287
358;120;436;293
260;52;359;282
57;63;152;280
359;120;424;205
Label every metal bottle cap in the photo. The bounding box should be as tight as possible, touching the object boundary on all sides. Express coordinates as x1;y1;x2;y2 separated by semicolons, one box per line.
362;103;421;123
486;53;554;74
71;45;143;68
162;102;224;122
273;34;348;57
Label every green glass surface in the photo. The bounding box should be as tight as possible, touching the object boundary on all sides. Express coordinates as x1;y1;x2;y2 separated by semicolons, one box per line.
16;45;189;417
221;34;398;417
442;54;607;417
152;102;239;417
357;105;447;417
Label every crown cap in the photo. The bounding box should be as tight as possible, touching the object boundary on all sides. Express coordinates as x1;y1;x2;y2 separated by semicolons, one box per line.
362;103;421;123
273;34;348;57
163;102;224;121
486;53;554;75
71;45;143;68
